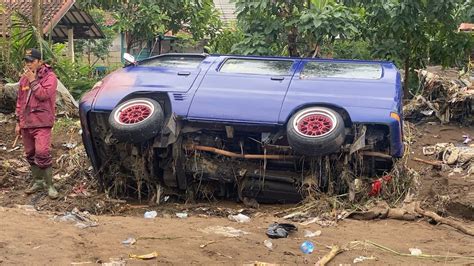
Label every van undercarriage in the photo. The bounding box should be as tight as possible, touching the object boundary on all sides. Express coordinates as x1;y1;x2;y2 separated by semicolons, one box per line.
88;112;393;204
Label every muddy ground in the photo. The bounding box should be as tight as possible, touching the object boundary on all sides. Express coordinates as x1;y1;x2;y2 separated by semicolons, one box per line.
0;116;473;265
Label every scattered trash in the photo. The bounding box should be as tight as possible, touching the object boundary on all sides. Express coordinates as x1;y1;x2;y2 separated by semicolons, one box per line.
199;240;216;248
409;248;423;256
228;213;251;223
121;237;137;246
176;212;188;219
53;208;98;229
300;240;314;254
463;135;472;144
369;175;392;196
101;258;126;266
70;182;90;197
353;256;376;263
62;142;77;149
452;167;463;173
266;223;297;239
7;146;19;152
422;146;436;155
299;216;338;227
420;110;434;116
303;229;321;238
199;226;249;238
129;251;159;260
144;210;158;219
263;239;273;250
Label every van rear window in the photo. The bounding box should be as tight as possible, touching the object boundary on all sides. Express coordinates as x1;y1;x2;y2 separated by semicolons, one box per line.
140;55;205;68
301;62;382;79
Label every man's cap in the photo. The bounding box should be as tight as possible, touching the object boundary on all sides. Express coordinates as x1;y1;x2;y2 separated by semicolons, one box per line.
24;48;42;61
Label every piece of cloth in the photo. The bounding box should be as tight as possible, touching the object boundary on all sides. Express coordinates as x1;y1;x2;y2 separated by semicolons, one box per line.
21;127;52;169
266;223;297;239
16;64;57;128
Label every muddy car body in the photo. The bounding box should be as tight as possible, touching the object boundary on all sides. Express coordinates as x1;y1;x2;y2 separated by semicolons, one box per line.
79;53;403;203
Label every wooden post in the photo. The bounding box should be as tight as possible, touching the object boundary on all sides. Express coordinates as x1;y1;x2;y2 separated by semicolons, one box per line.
68;27;75;63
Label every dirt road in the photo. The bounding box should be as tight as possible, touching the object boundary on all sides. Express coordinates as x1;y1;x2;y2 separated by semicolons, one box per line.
1;117;474;265
1;205;473;265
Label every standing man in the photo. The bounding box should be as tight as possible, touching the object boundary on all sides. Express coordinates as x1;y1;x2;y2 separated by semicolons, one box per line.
15;48;59;199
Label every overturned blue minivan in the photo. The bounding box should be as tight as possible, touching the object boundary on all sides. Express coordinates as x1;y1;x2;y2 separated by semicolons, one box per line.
79;53;403;203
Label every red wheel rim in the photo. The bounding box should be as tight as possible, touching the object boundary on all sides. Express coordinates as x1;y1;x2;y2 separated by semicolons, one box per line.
118;104;151;124
296;114;333;136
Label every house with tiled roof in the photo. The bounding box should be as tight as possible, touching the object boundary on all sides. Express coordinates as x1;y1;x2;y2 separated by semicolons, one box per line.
0;0;104;61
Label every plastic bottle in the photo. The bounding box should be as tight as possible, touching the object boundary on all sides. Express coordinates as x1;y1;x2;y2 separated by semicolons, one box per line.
300;241;314;254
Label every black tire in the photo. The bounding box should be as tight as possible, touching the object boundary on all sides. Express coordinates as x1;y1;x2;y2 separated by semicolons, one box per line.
108;98;164;143
287;107;345;156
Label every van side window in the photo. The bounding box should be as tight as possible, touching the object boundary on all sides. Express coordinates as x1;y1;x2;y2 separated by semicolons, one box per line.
301;62;382;79
140;55;205;68
220;58;293;75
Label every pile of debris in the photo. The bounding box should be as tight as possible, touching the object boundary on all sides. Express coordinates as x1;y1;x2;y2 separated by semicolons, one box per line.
404;67;474;123
422;142;474;176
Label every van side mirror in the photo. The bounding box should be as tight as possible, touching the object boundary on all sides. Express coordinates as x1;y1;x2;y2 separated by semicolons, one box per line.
123;53;136;65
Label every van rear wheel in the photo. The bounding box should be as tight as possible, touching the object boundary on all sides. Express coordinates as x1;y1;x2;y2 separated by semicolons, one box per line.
286;107;345;156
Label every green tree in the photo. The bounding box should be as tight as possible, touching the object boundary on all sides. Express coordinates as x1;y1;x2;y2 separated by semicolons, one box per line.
205;23;244;54
79;0;222;53
232;0;359;56
360;0;473;96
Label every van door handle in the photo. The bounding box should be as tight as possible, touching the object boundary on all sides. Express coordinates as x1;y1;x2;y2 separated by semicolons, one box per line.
178;71;191;76
271;76;285;81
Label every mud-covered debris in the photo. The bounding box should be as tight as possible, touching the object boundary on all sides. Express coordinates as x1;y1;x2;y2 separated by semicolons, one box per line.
228;213;250;223
53;207;98;228
176;212;188;219
463;134;472;144
422;143;474;176
62;142;77;149
304;229;321;238
404;68;474;123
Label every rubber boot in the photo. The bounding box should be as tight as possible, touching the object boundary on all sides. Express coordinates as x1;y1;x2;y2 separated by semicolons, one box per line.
42;167;59;199
25;165;45;194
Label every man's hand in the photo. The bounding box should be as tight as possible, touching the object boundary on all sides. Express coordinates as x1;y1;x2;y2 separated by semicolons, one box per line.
15;123;21;136
22;67;36;83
